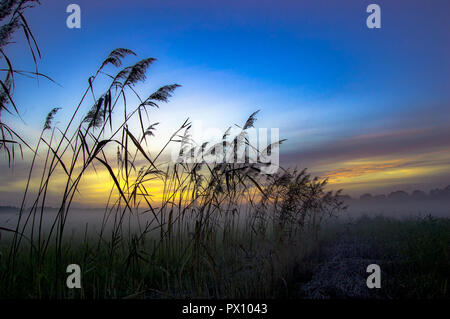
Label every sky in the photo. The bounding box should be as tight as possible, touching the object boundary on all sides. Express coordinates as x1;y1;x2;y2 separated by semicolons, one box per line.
1;0;450;206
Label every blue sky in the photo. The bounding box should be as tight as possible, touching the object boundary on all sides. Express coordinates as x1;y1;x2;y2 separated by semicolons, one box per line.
1;0;450;204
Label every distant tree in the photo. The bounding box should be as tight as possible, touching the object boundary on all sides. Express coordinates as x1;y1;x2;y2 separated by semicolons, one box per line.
388;191;409;200
429;186;450;200
441;185;450;197
360;193;373;200
411;190;427;200
337;194;352;201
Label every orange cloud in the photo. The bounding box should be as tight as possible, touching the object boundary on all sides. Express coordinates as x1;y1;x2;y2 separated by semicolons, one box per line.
322;160;405;182
313;149;450;195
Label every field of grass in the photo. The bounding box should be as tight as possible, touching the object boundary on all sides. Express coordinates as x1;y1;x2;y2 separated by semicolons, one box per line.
1;214;448;299
0;48;344;299
292;215;450;299
0;222;316;299
0;47;448;300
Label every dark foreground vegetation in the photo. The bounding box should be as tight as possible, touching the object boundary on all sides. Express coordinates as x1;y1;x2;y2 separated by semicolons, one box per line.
0;3;447;300
0;46;343;299
1;214;448;299
295;215;450;299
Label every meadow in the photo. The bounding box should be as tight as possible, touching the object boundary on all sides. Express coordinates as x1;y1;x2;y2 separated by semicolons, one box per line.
0;48;344;299
0;46;448;299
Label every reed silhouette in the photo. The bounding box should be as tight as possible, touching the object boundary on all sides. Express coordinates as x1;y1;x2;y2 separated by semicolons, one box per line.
1;1;447;300
0;46;344;298
0;1;55;166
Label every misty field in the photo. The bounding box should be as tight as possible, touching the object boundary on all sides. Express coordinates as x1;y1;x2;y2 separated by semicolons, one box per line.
0;43;448;299
1;211;449;299
296;215;450;299
0;1;448;299
0;47;343;299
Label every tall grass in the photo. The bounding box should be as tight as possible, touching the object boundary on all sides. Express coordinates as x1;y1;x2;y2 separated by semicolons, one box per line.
0;48;344;298
0;0;50;166
335;215;450;298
